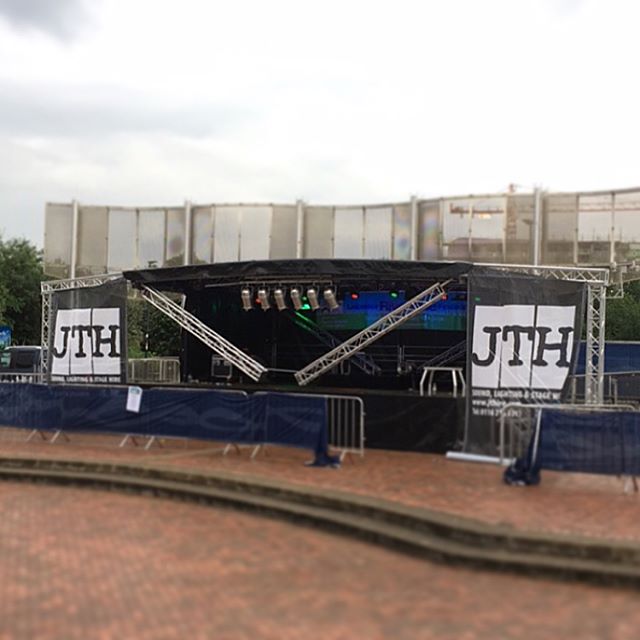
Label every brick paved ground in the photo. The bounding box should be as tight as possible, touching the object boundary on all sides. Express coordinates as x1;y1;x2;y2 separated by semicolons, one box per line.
0;428;638;543
1;481;639;640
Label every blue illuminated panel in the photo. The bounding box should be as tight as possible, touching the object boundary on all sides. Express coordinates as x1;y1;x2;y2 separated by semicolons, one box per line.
316;291;466;331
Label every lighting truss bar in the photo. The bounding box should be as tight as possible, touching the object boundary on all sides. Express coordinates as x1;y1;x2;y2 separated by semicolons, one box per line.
295;279;452;386
41;272;124;293
480;263;609;285
140;285;267;382
289;313;381;376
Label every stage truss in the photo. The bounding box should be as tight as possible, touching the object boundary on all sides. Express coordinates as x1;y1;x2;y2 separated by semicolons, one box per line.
40;263;611;403
40;273;124;378
294;280;452;386
482;263;609;404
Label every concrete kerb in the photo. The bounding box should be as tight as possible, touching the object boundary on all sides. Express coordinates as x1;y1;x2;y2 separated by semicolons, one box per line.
0;454;640;589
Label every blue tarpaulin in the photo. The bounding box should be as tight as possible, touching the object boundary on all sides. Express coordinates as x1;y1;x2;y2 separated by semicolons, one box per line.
505;409;640;484
0;384;334;464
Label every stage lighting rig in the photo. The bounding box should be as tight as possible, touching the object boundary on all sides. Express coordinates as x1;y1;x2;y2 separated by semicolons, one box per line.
290;287;303;310
323;288;339;310
257;288;270;311
307;287;320;310
241;288;253;311
274;288;287;311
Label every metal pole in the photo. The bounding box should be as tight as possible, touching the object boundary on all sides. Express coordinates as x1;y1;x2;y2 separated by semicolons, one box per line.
532;187;542;266
184;200;192;266
296;199;304;259
70;199;79;279
410;195;418;261
609;192;616;266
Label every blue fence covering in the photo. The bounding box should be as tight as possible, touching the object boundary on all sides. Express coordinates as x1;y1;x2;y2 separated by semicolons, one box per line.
0;384;333;464
506;409;640;484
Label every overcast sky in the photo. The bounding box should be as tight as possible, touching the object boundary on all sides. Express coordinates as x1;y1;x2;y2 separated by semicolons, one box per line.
0;0;639;246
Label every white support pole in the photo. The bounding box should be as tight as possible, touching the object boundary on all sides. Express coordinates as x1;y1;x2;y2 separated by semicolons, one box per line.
184;200;192;266
410;195;418;261
296;199;304;259
532;187;542;267
70;199;79;279
610;192;616;266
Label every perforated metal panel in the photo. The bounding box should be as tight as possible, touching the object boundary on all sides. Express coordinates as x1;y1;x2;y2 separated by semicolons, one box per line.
505;194;534;264
364;206;392;259
240;206;272;261
165;208;185;266
418;200;440;260
138;208;166;269
543;194;578;265
44;203;73;278
334;207;364;258
214;206;241;262
107;208;137;271
270;205;298;259
304;206;333;258
77;206;108;275
393;203;411;260
191;206;213;264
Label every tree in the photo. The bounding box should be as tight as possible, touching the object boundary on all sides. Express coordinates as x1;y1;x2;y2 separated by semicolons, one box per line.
605;281;640;341
0;238;44;344
127;296;181;358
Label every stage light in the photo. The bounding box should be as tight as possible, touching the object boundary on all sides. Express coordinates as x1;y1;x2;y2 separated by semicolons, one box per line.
290;287;303;310
323;288;339;310
274;288;287;311
390;290;399;299
241;288;253;311
307;287;320;310
257;288;270;311
350;292;359;301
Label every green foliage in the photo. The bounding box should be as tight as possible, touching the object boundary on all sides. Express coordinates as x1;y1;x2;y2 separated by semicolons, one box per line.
127;297;181;358
0;238;44;344
605;281;640;340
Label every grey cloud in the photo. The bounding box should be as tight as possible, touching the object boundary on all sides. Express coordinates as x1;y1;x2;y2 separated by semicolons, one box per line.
0;0;89;38
0;82;252;139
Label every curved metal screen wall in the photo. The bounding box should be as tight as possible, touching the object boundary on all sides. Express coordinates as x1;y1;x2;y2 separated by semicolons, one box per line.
44;188;640;278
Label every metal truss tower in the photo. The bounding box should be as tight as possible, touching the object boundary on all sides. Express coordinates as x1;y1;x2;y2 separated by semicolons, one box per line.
482;263;610;404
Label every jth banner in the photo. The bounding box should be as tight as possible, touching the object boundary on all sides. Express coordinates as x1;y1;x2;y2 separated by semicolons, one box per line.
465;271;584;454
48;279;127;383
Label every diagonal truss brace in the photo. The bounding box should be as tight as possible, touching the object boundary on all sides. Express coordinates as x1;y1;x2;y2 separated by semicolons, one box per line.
295;280;452;386
140;285;267;382
289;312;381;376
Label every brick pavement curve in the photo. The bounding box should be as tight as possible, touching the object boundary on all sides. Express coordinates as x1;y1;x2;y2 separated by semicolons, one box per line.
1;481;640;640
0;429;639;543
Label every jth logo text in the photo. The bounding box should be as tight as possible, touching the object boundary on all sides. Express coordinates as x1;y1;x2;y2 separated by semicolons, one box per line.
51;307;122;377
471;305;575;390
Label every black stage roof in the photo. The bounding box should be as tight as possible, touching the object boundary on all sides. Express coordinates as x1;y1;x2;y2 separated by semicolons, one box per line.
124;259;475;291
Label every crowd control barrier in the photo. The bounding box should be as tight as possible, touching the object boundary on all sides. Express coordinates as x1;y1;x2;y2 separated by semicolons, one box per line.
504;406;640;484
0;383;336;465
255;392;365;460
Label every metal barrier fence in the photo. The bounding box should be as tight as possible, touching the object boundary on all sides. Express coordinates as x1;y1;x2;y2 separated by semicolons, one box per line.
254;391;365;460
570;371;640;404
127;358;180;384
498;402;637;464
0;381;364;460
